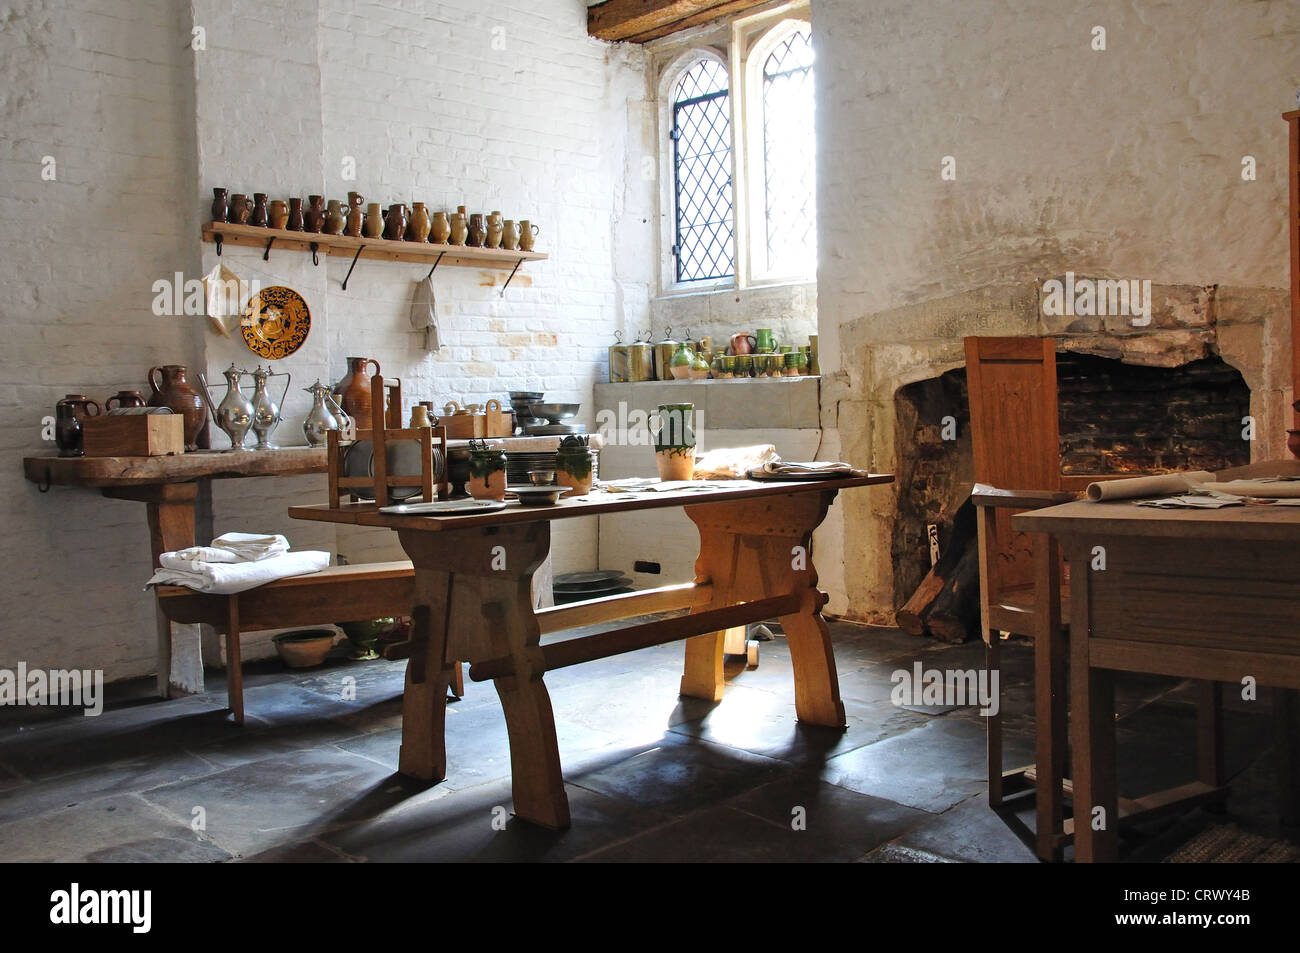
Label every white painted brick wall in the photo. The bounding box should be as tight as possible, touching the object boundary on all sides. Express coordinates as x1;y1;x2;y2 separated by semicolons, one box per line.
2;0;653;680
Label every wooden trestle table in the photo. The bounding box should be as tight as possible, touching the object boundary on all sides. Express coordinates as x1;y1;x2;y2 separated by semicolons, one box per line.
289;475;892;828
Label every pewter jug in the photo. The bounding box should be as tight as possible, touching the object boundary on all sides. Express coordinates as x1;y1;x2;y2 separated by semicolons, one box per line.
206;364;254;451
303;380;339;447
250;364;291;450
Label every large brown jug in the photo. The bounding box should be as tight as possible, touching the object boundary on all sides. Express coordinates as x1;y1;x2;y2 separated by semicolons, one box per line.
147;364;208;451
334;357;381;422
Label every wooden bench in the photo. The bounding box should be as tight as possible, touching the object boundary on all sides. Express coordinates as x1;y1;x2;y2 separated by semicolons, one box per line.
155;560;461;724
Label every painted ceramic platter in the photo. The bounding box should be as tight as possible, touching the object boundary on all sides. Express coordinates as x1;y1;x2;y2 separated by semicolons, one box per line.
241;285;311;359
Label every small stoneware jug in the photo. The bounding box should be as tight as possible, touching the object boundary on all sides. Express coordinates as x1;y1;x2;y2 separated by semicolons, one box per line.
518;220;539;251
324;199;345;235
449;213;468;245
467;213;486;247
430;211;450;244
268;200;290;229
54;394;101;457
287;197;305;231
385;204;408;241
211;187;229;223
409;203;431;242
363;203;384;239
251;193;269;227
304;195;326;233
105;390;145;411
345;192;365;237
230;194;253;224
486;211;503;249
502;220;519;251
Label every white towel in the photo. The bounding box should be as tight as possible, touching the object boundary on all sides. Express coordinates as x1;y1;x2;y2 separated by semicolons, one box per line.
146;550;331;595
409;276;442;351
171;532;289;564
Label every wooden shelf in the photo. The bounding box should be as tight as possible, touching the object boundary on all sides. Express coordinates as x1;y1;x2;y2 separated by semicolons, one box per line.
201;222;547;270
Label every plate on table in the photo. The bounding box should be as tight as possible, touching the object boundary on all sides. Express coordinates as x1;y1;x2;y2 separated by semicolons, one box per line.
507;485;571;506
241;285;311;359
343;439;441;502
378;499;507;515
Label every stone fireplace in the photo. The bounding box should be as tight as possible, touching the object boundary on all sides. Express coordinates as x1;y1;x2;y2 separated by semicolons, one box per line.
823;279;1291;625
890;353;1251;609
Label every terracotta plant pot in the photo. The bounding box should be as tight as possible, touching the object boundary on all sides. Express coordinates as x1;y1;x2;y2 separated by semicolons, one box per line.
272;629;335;668
468;448;508;501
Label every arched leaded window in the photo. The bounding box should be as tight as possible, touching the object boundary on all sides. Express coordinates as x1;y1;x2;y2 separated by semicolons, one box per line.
671;58;734;283
759;25;816;277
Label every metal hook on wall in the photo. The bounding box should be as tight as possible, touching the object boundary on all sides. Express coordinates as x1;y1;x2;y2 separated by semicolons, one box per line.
215;234;223;256
37;466;51;493
310;242;320;266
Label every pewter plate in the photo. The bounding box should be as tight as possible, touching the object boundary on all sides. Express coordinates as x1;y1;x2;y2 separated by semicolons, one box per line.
378;499;507;515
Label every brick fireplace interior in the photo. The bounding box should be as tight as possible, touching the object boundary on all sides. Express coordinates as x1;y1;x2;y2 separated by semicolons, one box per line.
891;352;1251;608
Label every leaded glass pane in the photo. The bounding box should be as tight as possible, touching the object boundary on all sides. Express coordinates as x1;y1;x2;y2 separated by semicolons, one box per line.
673;60;734;282
762;29;816;276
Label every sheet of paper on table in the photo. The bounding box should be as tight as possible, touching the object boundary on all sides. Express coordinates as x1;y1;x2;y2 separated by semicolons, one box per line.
1135;495;1243;509
598;478;767;493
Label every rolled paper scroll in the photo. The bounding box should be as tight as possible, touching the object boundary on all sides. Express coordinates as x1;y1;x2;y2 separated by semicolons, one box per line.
1085;470;1214;502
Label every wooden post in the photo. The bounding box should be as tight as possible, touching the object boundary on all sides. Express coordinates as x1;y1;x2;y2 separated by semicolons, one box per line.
107;482;205;697
1286;110;1300;428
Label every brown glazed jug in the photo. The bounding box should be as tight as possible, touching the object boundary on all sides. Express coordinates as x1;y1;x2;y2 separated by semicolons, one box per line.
334;357;382;423
304;195;326;233
467;213;486;247
384;204;408;241
55;394;101;457
211;187;229;223
251;193;269;227
147;365;208;451
105;390;146;410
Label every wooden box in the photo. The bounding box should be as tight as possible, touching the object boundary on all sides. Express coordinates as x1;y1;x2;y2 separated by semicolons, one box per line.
82;414;185;457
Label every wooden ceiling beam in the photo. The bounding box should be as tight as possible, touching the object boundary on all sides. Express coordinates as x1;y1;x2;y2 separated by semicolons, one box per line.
623;0;771;43
588;0;770;43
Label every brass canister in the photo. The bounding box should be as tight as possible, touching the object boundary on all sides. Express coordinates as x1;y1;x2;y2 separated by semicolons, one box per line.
608;331;630;383
626;338;654;382
652;328;678;381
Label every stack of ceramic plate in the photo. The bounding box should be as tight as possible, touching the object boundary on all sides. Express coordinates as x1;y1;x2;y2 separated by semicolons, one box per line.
505;450;599;486
552;569;634;604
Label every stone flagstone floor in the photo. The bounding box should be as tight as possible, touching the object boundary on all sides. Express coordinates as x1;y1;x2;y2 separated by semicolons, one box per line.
0;621;1284;862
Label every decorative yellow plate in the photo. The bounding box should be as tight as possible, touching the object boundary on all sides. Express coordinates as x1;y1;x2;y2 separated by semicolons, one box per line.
241;285;311;359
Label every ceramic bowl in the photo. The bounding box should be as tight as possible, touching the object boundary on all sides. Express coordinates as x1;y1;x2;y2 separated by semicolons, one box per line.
528;403;580;423
272;629;335;668
528;469;556;485
508;485;570;506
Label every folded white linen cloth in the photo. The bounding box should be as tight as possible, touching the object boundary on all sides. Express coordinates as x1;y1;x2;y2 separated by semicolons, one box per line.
146;550;331;595
693;444;779;480
170;532;289;564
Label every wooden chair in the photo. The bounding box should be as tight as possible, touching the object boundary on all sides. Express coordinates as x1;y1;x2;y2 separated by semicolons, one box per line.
965;336;1073;860
966;335;1228;860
